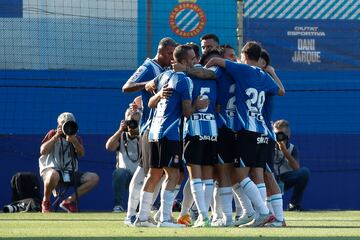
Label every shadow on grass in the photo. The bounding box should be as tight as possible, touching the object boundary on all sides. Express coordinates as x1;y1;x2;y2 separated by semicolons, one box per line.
0;218;121;222
288;226;360;229
2;238;360;240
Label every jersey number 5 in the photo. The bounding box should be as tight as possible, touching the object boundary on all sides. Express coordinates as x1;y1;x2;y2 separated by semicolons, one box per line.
199;87;210;112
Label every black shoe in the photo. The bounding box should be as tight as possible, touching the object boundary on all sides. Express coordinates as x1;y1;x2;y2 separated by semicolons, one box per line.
287;203;304;211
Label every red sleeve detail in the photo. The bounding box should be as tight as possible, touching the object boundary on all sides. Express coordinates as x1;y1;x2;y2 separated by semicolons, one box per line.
41;129;56;144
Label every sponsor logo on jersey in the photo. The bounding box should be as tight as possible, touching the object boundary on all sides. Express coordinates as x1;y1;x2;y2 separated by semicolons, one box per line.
191;113;215;121
129;65;147;82
199;135;217;141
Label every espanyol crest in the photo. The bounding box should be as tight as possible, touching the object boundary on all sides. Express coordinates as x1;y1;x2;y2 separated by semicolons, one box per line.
169;1;206;38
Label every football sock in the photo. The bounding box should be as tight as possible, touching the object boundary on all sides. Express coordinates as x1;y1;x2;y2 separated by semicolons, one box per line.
232;182;255;215
203;179;214;216
138;190;154;221
256;183;267;203
180;179;194;217
219;187;233;222
126;166;145;218
271;193;284;221
160;189;174;222
239;177;268;215
190;178;208;219
234;191;243;217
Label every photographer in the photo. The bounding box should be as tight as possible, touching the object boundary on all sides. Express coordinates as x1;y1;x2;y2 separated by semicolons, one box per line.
273;119;310;211
106;107;141;212
39;112;99;213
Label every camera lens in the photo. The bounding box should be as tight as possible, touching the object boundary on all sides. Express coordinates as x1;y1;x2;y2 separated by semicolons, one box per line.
3;205;18;213
125;120;138;130
276;132;288;141
62;120;78;136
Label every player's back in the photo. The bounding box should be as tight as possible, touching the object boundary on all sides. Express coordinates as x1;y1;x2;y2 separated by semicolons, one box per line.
214;66;240;132
225;60;279;135
186;66;217;138
149;70;193;141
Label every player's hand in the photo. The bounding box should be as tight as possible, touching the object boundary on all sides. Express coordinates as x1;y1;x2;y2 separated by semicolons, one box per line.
129;102;139;112
172;62;187;72
264;65;275;75
158;84;173;99
194;96;209;110
145;80;157;94
204;57;220;68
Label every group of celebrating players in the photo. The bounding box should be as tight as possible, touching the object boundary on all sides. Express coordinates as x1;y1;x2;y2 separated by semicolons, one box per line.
121;33;286;228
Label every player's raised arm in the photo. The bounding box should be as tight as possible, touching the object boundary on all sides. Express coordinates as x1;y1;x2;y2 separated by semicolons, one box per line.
205;57;226;68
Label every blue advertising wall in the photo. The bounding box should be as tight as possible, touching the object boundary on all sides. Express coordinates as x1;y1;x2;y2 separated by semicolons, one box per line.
244;0;360;210
0;0;239;211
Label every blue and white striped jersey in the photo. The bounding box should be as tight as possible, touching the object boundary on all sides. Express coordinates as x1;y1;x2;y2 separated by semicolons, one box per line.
148;70;193;141
214;66;240;132
126;58;165;134
225;60;279;139
185;66;218;138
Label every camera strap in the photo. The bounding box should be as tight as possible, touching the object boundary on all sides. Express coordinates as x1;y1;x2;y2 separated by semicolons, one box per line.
59;138;76;170
122;131;140;163
274;143;294;176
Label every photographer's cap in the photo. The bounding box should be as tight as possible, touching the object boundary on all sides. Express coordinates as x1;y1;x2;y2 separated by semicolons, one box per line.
57;112;76;124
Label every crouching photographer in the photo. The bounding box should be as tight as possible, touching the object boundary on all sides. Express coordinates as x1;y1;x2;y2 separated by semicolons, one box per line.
273;119;310;211
106;106;141;212
39;112;99;213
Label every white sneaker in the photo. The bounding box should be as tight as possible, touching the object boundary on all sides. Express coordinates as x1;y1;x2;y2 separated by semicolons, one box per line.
265;219;287;227
192;217;211;228
113;205;125;213
133;217;157;227
235;212;255;226
124;215;136;226
241;213;272;227
157;221;186;228
211;218;234;227
153;210;177;223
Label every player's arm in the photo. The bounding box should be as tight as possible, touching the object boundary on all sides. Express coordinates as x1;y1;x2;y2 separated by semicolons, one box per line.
122;66;149;93
204;57;226;69
122;81;147;93
147;83;173;108
265;65;285;96
173;63;216;80
182;97;209;117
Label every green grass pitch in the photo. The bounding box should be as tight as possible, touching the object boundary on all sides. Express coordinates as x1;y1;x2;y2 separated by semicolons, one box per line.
1;211;360;239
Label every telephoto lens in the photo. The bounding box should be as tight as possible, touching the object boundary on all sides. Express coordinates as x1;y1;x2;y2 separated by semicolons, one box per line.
276;132;288;141
3;204;20;213
125;119;138;130
62;120;78;136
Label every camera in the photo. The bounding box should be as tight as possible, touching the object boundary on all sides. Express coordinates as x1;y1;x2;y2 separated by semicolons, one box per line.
62;120;78;136
3;203;25;213
124;119;138;130
276;132;288;142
